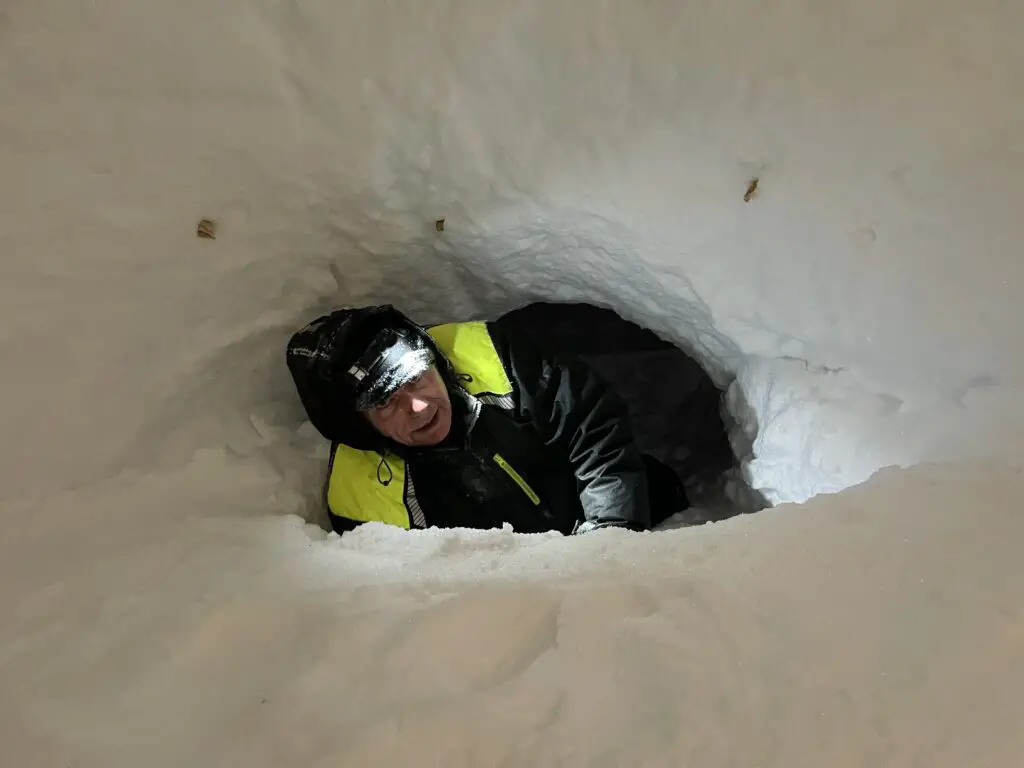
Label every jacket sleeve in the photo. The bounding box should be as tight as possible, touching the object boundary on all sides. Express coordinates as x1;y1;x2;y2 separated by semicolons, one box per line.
486;318;651;532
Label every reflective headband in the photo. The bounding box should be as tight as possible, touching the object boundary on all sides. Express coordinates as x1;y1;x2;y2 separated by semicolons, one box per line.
347;327;435;410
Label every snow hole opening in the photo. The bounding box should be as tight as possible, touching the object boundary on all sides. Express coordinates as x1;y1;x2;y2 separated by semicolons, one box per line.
490;300;771;529
276;294;770;534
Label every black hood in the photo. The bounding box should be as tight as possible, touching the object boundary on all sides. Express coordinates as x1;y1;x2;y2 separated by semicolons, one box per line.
285;304;461;452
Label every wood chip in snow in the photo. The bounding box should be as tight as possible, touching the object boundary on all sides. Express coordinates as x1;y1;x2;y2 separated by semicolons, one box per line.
197;219;218;239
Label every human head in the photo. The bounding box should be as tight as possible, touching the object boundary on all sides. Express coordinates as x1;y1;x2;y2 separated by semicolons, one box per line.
342;321;453;446
360;366;452;446
285;304;455;449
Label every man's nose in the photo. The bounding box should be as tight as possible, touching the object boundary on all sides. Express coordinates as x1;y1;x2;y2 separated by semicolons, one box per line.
408;395;431;413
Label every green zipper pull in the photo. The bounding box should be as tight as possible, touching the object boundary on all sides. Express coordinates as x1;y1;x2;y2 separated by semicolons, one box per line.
492;453;541;506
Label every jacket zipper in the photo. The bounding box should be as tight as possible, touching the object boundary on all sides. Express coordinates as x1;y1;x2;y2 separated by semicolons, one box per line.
492;453;541;506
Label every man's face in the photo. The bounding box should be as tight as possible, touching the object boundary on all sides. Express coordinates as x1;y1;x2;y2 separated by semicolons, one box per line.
363;367;453;447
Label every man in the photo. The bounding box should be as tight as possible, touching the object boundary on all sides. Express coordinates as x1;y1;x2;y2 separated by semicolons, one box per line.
285;303;690;536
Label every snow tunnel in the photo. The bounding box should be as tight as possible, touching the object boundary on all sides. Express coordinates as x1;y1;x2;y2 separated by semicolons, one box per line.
3;2;1024;765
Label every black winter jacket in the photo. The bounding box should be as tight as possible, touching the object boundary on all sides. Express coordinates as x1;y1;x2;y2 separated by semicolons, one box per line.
286;305;653;536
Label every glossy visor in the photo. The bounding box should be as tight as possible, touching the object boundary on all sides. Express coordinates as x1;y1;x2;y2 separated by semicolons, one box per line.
347;327;435;410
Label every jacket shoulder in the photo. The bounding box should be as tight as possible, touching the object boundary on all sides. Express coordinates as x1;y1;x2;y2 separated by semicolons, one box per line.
426;321;514;398
325;442;413;530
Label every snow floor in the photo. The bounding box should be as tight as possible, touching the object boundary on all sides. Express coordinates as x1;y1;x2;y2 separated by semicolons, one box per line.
3;450;1024;766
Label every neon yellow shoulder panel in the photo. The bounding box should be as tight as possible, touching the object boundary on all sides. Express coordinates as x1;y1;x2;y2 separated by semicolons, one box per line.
326;447;410;529
426;321;513;397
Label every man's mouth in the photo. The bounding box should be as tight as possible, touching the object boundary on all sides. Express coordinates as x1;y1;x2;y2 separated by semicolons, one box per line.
413;410;438;433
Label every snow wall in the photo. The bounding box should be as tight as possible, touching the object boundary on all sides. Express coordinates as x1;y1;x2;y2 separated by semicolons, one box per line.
2;1;1023;765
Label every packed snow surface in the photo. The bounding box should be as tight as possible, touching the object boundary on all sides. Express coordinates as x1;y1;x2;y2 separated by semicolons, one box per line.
3;453;1024;766
2;0;1023;765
